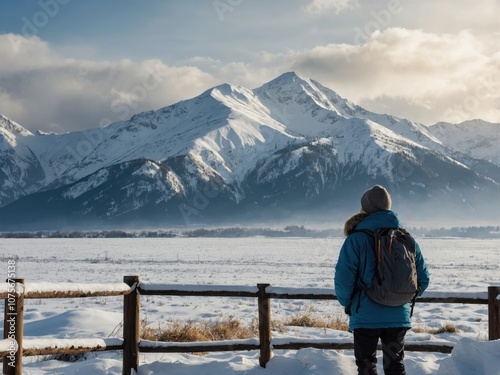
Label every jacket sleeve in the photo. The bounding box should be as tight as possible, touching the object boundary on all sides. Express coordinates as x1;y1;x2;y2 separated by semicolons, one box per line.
414;241;430;295
334;236;361;308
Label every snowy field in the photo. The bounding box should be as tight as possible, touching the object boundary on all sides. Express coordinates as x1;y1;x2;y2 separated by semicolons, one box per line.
1;237;499;374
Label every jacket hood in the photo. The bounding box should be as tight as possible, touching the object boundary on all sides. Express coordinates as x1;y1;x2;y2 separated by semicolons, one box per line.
355;210;401;231
343;213;369;236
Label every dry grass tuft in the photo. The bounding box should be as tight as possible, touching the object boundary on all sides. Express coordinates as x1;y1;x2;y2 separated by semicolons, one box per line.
284;314;349;331
431;322;460;334
412;322;460;334
141;313;349;343
141;316;257;342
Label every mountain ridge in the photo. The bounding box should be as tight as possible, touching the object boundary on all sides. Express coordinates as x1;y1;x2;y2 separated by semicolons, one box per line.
1;72;499;229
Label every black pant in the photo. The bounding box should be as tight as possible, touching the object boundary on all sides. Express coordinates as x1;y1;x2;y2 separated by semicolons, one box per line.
353;327;407;375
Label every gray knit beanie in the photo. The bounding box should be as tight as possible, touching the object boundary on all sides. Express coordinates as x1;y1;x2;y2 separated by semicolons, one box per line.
360;185;392;214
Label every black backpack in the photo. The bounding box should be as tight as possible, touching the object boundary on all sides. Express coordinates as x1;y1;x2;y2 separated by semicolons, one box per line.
354;228;420;315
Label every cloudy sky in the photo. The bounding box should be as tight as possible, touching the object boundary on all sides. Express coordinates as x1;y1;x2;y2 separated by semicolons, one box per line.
0;0;499;133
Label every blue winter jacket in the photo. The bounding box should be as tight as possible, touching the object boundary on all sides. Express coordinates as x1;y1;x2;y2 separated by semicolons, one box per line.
334;210;430;331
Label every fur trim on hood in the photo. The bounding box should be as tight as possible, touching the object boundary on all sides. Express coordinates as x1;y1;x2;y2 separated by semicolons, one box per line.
343;212;369;237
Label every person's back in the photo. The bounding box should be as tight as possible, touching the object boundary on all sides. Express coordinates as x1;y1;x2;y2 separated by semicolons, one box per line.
334;185;430;375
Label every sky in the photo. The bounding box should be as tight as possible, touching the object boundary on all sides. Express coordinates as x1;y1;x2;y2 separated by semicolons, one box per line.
0;0;499;133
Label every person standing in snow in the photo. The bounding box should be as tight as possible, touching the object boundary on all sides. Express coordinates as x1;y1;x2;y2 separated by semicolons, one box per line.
334;185;430;375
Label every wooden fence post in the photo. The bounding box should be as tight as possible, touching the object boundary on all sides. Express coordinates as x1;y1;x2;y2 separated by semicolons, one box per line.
257;283;271;368
3;278;24;375
488;286;500;341
123;276;140;375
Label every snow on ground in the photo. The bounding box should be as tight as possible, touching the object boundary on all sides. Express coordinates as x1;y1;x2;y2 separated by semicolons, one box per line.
0;237;499;374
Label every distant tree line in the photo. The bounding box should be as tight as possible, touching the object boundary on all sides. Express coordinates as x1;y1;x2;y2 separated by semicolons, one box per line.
409;226;500;238
1;225;499;239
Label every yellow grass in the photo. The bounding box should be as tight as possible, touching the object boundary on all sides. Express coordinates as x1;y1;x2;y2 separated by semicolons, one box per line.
141;316;257;342
141;313;348;342
412;322;460;334
284;314;349;331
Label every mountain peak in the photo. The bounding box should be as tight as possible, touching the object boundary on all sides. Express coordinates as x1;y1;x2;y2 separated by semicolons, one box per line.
204;82;259;112
271;71;305;82
257;71;312;90
210;82;245;96
254;72;360;122
0;114;33;136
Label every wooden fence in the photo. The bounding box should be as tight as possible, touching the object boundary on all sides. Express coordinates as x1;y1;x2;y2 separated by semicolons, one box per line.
1;277;499;375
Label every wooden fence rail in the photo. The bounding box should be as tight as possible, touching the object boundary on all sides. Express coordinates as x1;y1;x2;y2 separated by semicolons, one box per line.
1;277;499;375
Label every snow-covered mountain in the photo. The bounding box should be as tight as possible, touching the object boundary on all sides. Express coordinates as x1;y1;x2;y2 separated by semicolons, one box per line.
0;115;45;206
429;119;500;166
1;72;499;229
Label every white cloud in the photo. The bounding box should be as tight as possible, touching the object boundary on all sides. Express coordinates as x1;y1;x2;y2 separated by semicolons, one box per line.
0;34;57;72
186;56;222;65
0;88;23;121
0;35;218;132
304;0;359;15
1;28;499;133
288;28;500;124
